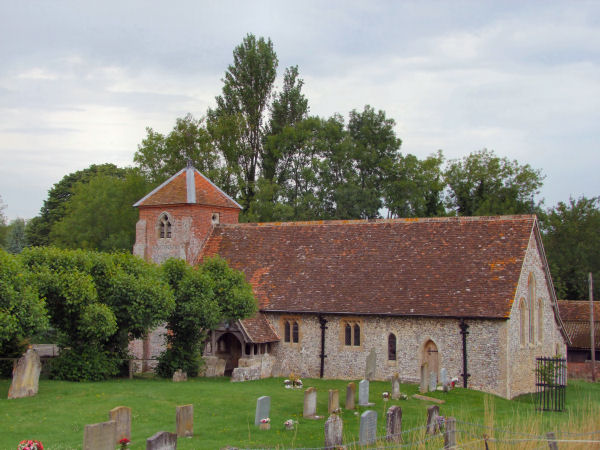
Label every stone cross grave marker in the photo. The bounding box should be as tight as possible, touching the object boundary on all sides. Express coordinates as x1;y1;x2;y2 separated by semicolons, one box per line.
176;404;193;437
8;348;42;399
324;414;343;448
328;389;339;414
386;405;402;442
358;379;374;406
345;382;356;410
172;369;187;382
440;368;449;392
419;363;429;393
426;405;441;435
83;420;117;450
303;387;318;418
365;348;377;380
255;395;271;426
109;406;131;443
429;371;437;392
146;431;177;450
391;373;401;400
359;410;377;445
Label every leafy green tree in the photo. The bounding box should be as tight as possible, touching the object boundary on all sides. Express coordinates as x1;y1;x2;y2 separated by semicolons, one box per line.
5;218;28;254
0;196;7;248
0;249;47;375
157;257;256;378
541;196;600;300
49;169;151;251
20;247;174;380
25;164;128;246
444;149;544;216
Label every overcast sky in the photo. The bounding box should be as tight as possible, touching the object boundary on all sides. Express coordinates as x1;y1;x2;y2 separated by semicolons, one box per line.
1;1;598;220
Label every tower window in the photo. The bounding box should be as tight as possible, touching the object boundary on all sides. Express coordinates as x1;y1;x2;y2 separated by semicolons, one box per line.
159;214;172;239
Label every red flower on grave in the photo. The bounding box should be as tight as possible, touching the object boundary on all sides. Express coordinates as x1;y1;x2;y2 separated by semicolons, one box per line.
119;438;130;448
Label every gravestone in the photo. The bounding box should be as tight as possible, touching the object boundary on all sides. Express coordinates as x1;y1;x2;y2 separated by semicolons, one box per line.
358;379;374;406
172;369;187;382
83;420;117;450
429;371;437;392
386;405;402;442
328;389;339;413
324;414;343;448
426;405;441;435
254;395;271;426
419;364;429;393
109;406;131;443
365;348;377;380
391;373;401;400
303;387;318;418
440;368;449;392
146;431;177;450
345;382;355;410
8;349;42;399
359;410;377;445
176;404;193;437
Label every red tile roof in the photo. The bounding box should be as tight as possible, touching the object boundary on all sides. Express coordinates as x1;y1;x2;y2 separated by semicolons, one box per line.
558;300;600;349
239;314;280;343
200;216;536;319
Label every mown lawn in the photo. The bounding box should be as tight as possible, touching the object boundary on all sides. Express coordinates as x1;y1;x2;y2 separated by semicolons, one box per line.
0;376;598;449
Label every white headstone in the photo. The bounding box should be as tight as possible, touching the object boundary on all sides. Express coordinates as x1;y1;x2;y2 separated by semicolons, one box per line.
429;371;437;392
358;379;374;406
365;348;377;380
8;349;42;399
359;410;377;445
255;395;271;426
324;414;343;448
391;373;401;400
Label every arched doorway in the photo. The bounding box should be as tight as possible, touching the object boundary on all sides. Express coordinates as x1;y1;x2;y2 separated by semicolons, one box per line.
422;339;439;378
216;332;242;376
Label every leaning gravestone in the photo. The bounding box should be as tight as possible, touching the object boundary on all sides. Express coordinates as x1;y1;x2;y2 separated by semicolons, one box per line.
324;414;343;448
109;406;131;443
176;404;193;437
8;348;42;399
172;369;187;382
83;420;117;450
426;405;441;435
365;348;377;380
391;373;401;400
429;371;437;392
359;410;377;445
303;387;319;419
345;382;356;410
386;405;402;442
328;389;339;413
254;396;271;426
146;431;177;450
358;379;374;406
440;368;449;392
419;363;429;393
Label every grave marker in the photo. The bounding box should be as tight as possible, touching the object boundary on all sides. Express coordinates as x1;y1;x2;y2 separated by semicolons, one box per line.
109;406;131;443
345;382;356;410
83;420;117;450
324;414;343;448
365;348;377;380
391;373;401;400
426;405;441;435
359;410;377;445
328;389;339;413
429;371;437;392
303;387;319;419
358;379;374;406
146;431;177;450
176;404;193;437
8;349;42;399
254;396;271;426
440;368;449;392
419;363;429;393
386;405;402;442
172;369;187;382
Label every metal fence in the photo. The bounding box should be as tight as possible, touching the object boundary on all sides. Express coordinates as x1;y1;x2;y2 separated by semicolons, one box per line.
536;356;567;412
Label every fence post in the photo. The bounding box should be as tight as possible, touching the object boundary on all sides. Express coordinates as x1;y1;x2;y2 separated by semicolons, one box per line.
444;417;456;449
546;431;558;450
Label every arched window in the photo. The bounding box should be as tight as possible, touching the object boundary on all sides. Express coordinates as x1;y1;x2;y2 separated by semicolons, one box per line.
292;321;299;343
519;297;527;345
284;321;291;342
537;298;543;343
353;324;361;346
345;324;352;346
528;274;535;344
341;319;362;347
282;317;300;344
388;334;397;361
158;213;172;239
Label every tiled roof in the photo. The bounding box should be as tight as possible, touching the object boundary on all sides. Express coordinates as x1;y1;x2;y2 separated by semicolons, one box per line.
134;167;241;209
200;216;536;319
239;314;280;343
558;300;600;349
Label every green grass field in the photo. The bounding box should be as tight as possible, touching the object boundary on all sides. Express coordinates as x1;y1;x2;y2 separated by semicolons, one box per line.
1;376;598;449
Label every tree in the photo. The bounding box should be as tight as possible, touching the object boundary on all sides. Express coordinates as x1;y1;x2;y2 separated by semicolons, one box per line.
5;218;28;253
157;257;256;378
541;196;600;300
0;195;7;248
20;247;174;381
0;249;47;375
444;149;544;216
25;164;128;246
207;34;279;209
48;169;151;251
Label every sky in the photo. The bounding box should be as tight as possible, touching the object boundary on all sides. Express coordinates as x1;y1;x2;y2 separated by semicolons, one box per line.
1;0;599;220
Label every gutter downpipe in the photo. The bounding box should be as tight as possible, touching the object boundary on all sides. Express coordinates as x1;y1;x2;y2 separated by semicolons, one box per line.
319;315;328;378
460;318;470;388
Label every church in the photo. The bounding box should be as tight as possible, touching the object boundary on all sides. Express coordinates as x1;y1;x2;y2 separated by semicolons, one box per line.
130;164;568;399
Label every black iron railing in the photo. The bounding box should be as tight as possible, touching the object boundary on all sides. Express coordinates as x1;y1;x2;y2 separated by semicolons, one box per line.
535;356;566;412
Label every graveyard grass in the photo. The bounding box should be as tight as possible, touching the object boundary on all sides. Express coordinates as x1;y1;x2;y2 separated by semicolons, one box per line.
0;376;599;449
